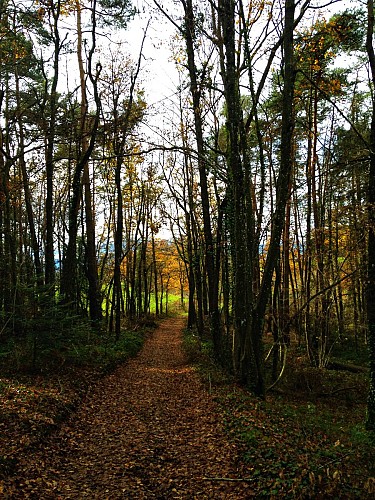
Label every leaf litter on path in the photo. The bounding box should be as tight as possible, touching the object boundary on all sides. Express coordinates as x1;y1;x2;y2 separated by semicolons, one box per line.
2;318;253;499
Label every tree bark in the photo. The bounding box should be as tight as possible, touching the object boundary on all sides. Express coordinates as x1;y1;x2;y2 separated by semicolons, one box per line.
76;0;102;324
366;0;375;431
15;73;43;284
218;0;253;384
182;0;221;355
44;0;61;286
60;0;101;308
251;0;296;395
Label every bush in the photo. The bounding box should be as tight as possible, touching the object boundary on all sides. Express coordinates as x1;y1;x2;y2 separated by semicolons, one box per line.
0;301;150;375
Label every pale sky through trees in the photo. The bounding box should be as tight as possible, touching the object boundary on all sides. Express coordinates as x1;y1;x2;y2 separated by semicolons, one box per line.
124;0;356;137
127;0;179;107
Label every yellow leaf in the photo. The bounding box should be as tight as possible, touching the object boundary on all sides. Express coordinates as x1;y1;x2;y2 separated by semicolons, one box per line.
365;477;375;494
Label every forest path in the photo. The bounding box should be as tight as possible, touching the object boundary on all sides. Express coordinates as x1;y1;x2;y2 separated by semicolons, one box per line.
4;317;252;499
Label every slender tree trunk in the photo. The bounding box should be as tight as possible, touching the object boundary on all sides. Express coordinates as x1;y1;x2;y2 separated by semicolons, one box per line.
305;89;314;364
0;145;16;314
0;75;19;317
251;0;296;395
45;1;61;286
143;220;149;316
114;154;123;339
281;188;291;345
15;75;43;284
183;0;221;356
180;103;198;330
60;0;101;306
76;0;102;323
366;0;375;430
151;229;159;315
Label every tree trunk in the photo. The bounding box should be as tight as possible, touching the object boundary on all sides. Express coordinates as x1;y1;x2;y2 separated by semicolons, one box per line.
60;1;101;307
151;229;159;315
76;0;102;324
251;0;296;396
45;1;60;286
218;0;253;385
365;0;375;430
114;154;123;339
0;134;16;315
183;0;221;356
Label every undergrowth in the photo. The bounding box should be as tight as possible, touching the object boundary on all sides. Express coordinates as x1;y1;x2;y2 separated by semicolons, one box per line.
183;327;375;498
0;311;153;375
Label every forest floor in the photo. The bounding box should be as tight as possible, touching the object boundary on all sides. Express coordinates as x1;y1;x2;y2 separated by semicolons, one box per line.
1;318;251;498
1;317;375;498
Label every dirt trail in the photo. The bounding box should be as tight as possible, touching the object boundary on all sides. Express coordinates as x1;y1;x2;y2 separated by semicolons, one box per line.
4;318;252;499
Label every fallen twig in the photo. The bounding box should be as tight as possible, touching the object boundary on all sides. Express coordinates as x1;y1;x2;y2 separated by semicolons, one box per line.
318;386;357;397
316;451;353;470
202;477;255;482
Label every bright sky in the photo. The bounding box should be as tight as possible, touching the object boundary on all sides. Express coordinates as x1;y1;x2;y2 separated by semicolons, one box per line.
123;0;356;110
125;0;179;108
